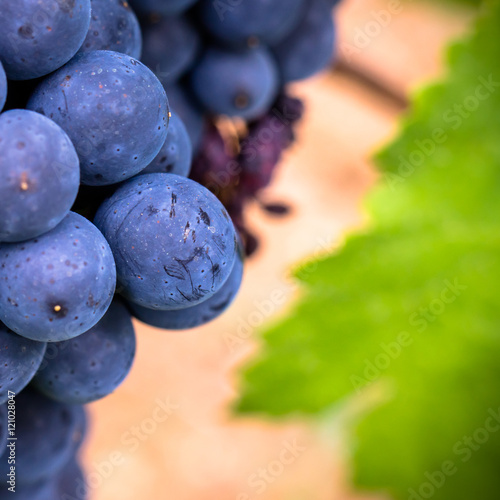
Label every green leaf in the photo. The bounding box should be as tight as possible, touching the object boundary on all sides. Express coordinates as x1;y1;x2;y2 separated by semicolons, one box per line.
429;0;482;7
236;2;500;499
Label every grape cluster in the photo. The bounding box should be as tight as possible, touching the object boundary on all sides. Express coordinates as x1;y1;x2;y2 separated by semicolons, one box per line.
0;0;340;496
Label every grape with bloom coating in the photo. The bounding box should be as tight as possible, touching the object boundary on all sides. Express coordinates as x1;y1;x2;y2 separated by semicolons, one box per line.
140;111;192;178
95;173;237;310
141;15;199;85
272;0;336;83
0;109;80;243
129;241;243;329
34;299;136;404
28;50;169;186
78;0;142;59
0;322;46;404
198;0;306;47
0;0;91;80
0;388;85;484
190;46;279;120
0;212;116;343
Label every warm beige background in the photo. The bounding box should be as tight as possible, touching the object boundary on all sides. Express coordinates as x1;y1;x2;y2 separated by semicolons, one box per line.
82;2;473;499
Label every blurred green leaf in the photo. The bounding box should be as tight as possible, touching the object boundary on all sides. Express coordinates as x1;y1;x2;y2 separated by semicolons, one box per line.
429;0;481;6
237;1;500;499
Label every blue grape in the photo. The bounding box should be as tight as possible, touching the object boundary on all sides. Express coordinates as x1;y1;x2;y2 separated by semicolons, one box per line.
78;0;142;59
190;46;279;120
56;458;87;500
0;0;91;80
94;173;238;310
0;109;80;243
129;0;198;16
0;460;87;500
0;212;116;343
272;0;336;83
0;322;46;404
164;83;205;151
198;0;306;47
0;404;7;451
33;299;136;404
70;405;88;451
0;476;57;499
0;62;6;112
27;50;169;186
129;241;243;329
140;111;192;177
0;387;85;484
141;15;200;85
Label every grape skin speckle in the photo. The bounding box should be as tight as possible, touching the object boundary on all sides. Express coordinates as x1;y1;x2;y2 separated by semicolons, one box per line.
0;212;116;342
94;173;237;310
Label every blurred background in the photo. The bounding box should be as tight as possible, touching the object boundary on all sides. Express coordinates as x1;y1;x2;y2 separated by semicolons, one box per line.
83;1;477;498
